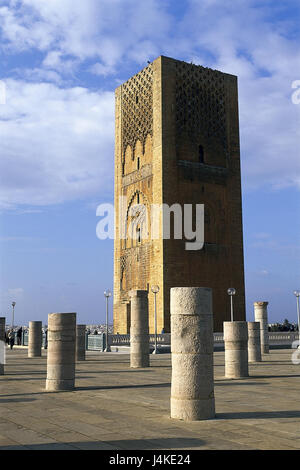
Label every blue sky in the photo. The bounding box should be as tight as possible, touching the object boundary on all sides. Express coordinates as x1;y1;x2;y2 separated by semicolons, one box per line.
0;0;299;327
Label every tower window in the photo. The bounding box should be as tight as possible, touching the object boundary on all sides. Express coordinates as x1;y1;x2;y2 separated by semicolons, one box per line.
199;145;204;163
137;192;140;204
137;157;140;170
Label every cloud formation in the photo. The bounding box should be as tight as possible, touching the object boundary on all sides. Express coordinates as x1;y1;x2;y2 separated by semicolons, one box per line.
0;0;299;208
0;79;114;207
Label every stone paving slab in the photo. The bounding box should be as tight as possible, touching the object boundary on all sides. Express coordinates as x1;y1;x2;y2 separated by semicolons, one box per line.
0;348;299;450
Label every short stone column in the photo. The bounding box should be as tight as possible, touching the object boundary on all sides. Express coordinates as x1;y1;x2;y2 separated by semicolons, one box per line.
254;301;269;354
76;325;86;361
247;321;261;362
224;321;248;378
170;287;215;421
0;317;5;375
129;290;149;368
28;321;42;358
46;312;76;391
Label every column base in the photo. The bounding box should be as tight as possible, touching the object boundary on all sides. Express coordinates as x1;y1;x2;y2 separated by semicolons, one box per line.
45;379;75;391
171;397;215;421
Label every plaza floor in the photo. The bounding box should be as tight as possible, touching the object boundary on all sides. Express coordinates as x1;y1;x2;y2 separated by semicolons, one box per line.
0;347;299;450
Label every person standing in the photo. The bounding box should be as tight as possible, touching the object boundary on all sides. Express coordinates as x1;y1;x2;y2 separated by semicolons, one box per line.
8;330;15;350
17;327;22;345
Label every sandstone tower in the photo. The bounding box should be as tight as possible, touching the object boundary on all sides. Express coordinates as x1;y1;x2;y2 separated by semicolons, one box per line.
113;56;245;333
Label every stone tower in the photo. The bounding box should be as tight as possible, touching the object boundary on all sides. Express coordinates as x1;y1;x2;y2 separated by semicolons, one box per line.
113;56;245;333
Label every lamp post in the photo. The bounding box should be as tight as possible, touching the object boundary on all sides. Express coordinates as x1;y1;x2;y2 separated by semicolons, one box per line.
151;285;160;354
227;288;236;322
294;290;300;346
11;302;16;330
104;290;111;352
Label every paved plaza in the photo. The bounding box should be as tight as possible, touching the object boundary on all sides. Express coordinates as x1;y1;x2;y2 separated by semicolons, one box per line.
0;347;300;450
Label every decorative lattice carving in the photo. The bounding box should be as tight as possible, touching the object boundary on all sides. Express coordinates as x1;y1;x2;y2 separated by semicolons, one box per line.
120;255;127;273
175;61;227;153
121;64;153;158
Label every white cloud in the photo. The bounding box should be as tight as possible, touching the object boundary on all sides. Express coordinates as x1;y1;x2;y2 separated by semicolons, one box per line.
0;0;171;66
0;0;299;207
89;62;115;78
0;79;114;207
16;67;62;84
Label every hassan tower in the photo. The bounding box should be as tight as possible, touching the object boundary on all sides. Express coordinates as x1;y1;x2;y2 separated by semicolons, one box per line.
113;56;246;333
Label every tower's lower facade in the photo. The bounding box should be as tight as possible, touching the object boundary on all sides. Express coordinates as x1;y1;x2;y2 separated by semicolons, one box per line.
113;56;245;333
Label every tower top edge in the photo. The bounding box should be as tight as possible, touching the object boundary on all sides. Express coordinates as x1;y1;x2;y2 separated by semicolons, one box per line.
115;55;237;92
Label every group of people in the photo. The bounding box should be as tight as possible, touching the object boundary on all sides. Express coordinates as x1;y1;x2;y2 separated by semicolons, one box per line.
4;327;22;350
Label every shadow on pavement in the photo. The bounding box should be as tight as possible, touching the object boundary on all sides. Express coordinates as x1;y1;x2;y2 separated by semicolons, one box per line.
218;410;300;419
0;437;205;450
76;382;171;391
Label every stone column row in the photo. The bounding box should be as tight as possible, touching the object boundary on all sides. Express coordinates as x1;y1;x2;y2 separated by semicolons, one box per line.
248;321;261;363
28;321;42;358
126;290;269;419
223;321;263;379
46;312;76;391
224;321;249;378
170;287;215;421
129;290;149;368
254;301;269;354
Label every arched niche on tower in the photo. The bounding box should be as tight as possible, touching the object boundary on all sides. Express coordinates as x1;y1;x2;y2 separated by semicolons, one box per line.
123;144;133;175
124;190;150;249
144;134;152;165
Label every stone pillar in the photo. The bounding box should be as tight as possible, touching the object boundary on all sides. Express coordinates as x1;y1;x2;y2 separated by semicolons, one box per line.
254;301;269;354
46;313;76;391
170;287;215;421
224;321;248;378
129;290;149;368
247;321;261;362
0;317;5;375
28;321;42;358
76;325;86;361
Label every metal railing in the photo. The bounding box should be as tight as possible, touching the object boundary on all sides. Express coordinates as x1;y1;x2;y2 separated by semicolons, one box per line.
15;330;300;352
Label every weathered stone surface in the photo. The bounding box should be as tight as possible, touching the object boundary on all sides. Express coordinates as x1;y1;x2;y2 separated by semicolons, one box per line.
224;321;248;378
170;287;215;421
247;321;261;362
113;56;246;335
0;317;5;375
46;313;76;391
28;321;42;358
254;301;269;354
76;325;86;362
129;290;149;368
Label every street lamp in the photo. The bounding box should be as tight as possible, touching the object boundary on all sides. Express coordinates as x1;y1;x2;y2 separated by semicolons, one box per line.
11;302;16;330
104;289;112;352
294;290;300;346
151;285;160;354
227;288;236;322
